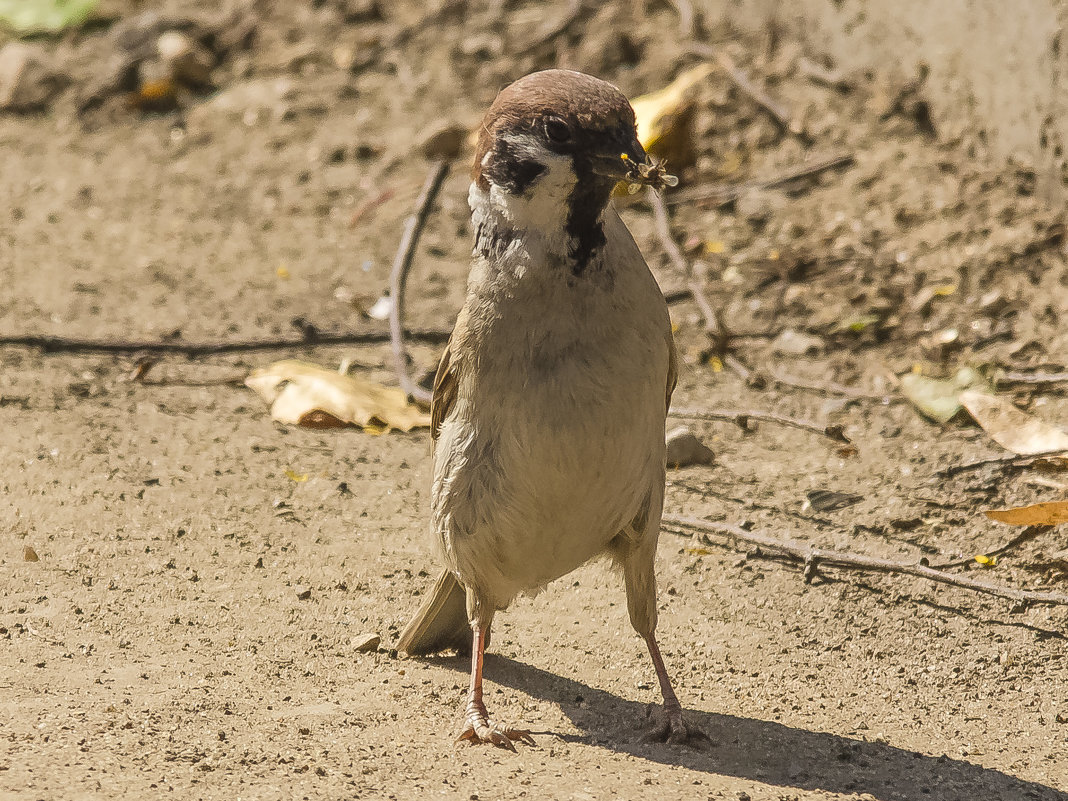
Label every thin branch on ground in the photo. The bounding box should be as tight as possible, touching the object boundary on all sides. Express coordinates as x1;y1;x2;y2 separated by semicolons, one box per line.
389;160;450;405
662;515;1068;607
930;526;1048;570
937;450;1068;477
667;0;696;38
647;186;690;278
669;406;851;443
687;42;806;138
722;354;764;387
137;376;247;388
349;188;396;227
669;153;855;206
647;187;735;359
998;370;1068;386
765;364;897;402
0;329;451;356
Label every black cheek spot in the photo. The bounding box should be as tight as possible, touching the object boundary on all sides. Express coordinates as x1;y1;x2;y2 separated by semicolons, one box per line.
484;138;546;195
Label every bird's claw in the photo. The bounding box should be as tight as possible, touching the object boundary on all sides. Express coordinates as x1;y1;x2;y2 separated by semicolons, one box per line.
642;705;708;747
457;717;535;751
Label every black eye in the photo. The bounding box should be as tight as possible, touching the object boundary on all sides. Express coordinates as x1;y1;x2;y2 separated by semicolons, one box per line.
544;116;572;144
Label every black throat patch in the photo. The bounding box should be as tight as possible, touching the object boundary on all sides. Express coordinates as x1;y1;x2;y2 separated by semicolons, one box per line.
564;156;615;276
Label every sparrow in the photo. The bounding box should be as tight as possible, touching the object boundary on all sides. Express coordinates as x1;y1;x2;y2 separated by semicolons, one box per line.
398;69;696;749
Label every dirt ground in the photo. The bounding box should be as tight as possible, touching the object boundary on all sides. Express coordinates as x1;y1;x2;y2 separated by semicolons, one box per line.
3;1;1068;799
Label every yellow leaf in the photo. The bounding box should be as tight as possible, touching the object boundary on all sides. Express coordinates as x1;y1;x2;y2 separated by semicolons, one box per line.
685;547;714;556
276;265;290;280
630;63;714;167
707;356;723;373
933;284;957;296
973;554;997;566
985;500;1068;527
284;470;309;482
704;240;725;254
245;360;431;433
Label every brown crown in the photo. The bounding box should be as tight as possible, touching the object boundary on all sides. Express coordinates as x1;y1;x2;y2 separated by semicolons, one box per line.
472;70;637;189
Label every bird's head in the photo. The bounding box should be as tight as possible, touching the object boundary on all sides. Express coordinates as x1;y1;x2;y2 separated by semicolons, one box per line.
471;70;659;267
473;69;649;197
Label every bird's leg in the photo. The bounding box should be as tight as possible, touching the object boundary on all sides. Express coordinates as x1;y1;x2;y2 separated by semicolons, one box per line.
643;632;704;745
456;624;535;750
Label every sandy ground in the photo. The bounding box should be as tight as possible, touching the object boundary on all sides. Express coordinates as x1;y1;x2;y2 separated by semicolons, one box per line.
2;2;1068;799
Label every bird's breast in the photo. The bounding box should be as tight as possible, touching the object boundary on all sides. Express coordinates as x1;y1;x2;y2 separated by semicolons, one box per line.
432;239;670;602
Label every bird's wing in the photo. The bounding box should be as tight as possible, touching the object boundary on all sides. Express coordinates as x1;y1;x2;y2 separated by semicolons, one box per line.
430;339;457;442
665;329;678;411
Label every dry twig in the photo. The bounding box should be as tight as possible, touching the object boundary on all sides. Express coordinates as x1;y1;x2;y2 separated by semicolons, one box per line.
647;187;734;358
669;406;851;444
723;354;764;388
998;371;1068;387
669;153;855;206
663;515;1068;607
687;42;805;138
765;364;896;403
0;329;451;356
937;450;1068;478
667;0;696;38
349;188;396;227
389;161;451;405
930;526;1048;571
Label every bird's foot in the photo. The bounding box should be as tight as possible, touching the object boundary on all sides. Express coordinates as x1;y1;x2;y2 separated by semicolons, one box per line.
457;715;535;751
643;704;708;746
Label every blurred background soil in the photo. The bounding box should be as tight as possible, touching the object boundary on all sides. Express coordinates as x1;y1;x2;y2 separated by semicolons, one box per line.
1;1;1067;799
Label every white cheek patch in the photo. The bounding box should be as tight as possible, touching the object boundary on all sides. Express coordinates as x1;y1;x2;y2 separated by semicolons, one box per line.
484;132;577;236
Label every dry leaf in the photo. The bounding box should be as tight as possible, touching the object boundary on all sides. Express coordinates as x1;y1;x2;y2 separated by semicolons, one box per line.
630;62;713;170
985;500;1068;527
245;359;430;432
973;554;997;567
959;390;1068;455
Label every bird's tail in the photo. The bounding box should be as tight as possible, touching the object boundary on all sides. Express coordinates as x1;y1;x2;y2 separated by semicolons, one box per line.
397;569;473;656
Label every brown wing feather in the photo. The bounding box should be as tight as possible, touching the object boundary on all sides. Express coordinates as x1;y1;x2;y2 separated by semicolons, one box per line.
430;340;458;442
665;330;678;411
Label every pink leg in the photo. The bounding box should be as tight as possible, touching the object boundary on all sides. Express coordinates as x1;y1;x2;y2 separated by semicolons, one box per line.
644;632;702;744
456;625;535;750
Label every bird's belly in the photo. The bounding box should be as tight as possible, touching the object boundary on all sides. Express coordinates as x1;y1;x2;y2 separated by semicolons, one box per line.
433;361;665;607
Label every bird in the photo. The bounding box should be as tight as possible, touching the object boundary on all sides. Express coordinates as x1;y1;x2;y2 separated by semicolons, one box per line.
398;68;697;749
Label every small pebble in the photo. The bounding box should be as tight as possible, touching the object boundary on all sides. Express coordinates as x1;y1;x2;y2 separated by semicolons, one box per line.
295;585;312;600
665;426;715;468
352;633;381;653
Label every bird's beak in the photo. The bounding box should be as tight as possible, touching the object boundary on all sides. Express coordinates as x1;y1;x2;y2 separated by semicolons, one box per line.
591;135;649;181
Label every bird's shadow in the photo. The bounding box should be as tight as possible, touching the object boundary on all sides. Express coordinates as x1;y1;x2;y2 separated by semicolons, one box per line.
422;654;1065;801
